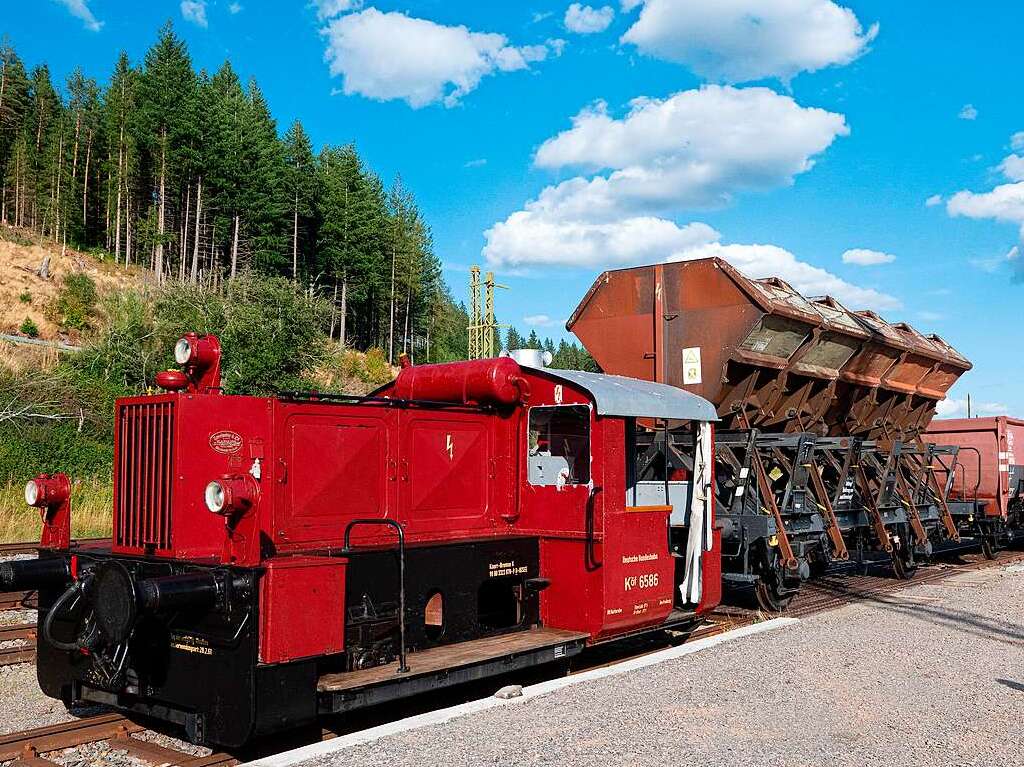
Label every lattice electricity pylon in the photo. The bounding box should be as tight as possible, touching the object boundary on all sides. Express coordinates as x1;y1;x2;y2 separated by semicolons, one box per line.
467;266;508;359
468;266;482;359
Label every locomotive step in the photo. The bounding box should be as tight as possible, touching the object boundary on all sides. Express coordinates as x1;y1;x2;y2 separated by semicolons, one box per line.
318;627;589;713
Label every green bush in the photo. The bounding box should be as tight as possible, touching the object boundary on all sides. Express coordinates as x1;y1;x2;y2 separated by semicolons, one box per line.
50;272;98;331
19;291;32;304
19;317;39;338
0;365;125;483
153;273;331;395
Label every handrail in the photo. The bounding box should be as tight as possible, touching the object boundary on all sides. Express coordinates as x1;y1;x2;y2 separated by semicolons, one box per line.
341;519;409;673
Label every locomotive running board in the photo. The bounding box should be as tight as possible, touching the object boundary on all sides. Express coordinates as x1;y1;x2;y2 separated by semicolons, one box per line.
317;627;589;714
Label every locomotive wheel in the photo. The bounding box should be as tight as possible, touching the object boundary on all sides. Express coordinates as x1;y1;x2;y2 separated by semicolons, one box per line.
754;573;795;613
981;536;997;560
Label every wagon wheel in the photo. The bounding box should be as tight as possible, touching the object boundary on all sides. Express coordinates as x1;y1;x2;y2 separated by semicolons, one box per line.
981;536;997;560
754;569;795;613
890;545;917;580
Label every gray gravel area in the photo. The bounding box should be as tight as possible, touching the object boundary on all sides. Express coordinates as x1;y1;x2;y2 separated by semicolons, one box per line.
0;662;75;735
299;565;1024;767
0;607;36;626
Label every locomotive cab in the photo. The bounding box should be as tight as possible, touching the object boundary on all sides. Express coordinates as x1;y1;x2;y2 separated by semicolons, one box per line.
19;336;718;748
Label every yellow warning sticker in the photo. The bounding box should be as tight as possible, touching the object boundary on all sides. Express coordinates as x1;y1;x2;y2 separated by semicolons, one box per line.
682;347;702;385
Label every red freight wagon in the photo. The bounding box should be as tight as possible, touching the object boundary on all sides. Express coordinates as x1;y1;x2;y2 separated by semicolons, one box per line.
4;337;719;748
925;416;1024;552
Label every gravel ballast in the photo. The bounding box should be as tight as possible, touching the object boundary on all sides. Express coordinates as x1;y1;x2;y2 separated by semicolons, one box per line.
291;565;1024;767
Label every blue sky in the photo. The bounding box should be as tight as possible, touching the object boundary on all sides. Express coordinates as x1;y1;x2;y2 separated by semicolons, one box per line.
7;1;1024;416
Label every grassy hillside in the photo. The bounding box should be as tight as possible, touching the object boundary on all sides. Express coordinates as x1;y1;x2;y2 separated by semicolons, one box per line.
0;229;396;544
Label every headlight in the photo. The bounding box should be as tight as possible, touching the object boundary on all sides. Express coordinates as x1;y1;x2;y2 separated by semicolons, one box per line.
24;480;39;507
204;481;226;513
174;338;193;365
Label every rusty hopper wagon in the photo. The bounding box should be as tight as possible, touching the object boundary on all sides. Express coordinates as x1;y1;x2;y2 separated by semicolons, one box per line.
568;257;973;610
925;416;1024;556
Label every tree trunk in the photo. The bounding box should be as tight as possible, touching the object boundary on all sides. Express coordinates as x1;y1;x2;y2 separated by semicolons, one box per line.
191;177;202;283
180;183;190;282
53;130;64;243
340;276;348;348
388;240;397;362
114;142;122;263
403;281;411;355
71;112;81;183
230;214;240;279
155;133;166;282
292;191;299;281
329;283;338;340
126;196;132;267
82;133;92;236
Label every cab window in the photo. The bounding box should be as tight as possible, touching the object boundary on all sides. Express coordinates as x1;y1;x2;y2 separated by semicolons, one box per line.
528;405;591;486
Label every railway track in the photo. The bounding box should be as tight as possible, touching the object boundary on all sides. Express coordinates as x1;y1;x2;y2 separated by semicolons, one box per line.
0;548;1020;766
0;537;108;557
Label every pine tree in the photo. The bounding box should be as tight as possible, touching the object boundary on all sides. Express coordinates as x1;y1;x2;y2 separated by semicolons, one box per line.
526;330;541;349
240;79;287;273
283;119;315;282
505;327;525;351
102;51;138;264
0;39;30;225
137;22;198;281
0;30;474;365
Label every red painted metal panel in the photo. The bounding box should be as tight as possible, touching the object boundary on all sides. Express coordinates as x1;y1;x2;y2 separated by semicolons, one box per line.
259;556;346;664
926;416;1024;518
275;408;393;549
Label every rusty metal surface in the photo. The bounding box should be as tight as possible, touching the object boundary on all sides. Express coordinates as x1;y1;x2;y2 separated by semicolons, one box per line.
0;590;37;611
568;257;971;440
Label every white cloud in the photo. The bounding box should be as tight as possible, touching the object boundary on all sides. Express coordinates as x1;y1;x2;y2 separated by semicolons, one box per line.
936;398;1008;418
998;154;1024;182
54;0;103;31
321;9;553;108
313;0;362;21
1012;132;1024;152
547;38;568;57
181;0;208;27
842;248;896;266
620;0;878;83
968;245;1019;274
464;158;487;168
565;4;615;34
484;84;874;309
533;86;848;210
947;182;1024;237
925;194;943;207
229;2;243;13
667;239;901;310
486;212;719;268
958;103;978;121
523;314;563;327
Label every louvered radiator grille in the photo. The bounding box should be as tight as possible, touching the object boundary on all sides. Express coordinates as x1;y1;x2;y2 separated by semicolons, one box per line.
114;401;175;551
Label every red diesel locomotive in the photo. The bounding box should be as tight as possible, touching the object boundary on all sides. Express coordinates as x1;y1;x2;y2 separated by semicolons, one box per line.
2;337;718;747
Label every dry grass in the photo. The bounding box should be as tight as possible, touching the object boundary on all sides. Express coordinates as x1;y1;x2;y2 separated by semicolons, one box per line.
0;477;112;543
0;225;144;342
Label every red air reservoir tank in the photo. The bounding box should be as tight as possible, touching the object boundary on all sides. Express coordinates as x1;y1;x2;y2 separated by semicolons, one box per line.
390;357;526;407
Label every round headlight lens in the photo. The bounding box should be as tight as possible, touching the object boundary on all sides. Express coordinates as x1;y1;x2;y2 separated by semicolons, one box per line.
24;480;39;507
174;338;193;365
204;481;226;513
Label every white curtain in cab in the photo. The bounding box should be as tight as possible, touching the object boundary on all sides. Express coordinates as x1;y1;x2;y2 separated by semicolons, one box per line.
680;421;713;605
